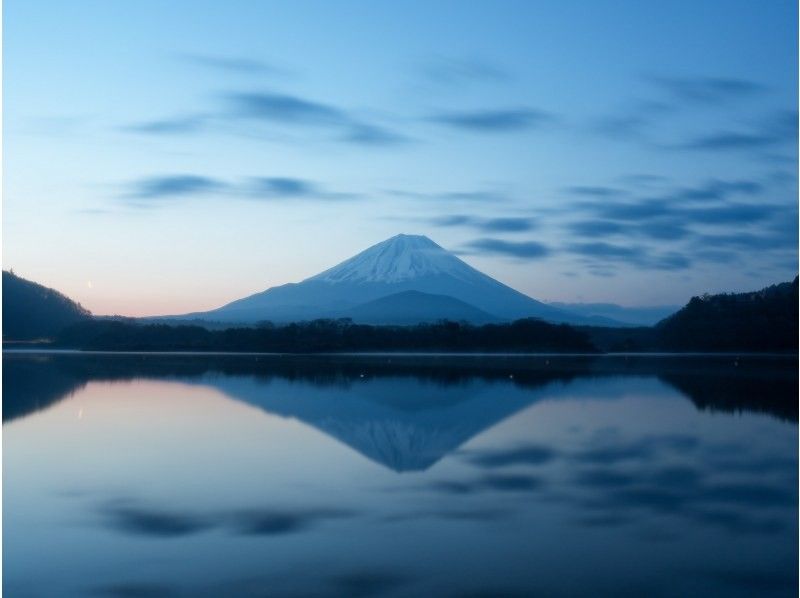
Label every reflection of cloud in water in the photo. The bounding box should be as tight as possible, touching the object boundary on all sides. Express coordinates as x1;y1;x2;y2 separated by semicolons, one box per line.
91;583;177;597
98;499;356;538
432;429;798;542
327;570;410;598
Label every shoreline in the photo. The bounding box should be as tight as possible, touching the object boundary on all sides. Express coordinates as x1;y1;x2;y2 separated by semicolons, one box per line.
3;348;797;359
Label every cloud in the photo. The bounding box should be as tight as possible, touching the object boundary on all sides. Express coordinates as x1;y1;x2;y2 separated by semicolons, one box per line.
681;131;785;151
440;191;506;202
431;215;474;227
463;238;550;259
224;91;347;125
566;242;691;271
122;175;359;203
127;175;228;199
418;56;511;87
386;189;507;203
248;177;316;197
567;242;642;261
577;196;781;228
693;232;796;252
183;54;290;76
636;220;689;241
673;179;762;201
591;114;651;140
221;92;409;146
618;173;669;185
678;110;798;152
564;186;626;198
431;215;537;233
650;76;766;104
567;220;626;238
341;123;410;146
682;203;778;225
430;108;553;132
126;115;206;135
247;177;359;200
590;100;673;140
127;89;406;148
481;217;537;232
557;173;795;272
591;76;774;145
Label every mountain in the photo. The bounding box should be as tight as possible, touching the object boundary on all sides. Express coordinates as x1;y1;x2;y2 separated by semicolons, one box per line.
656;277;798;352
340;290;498;325
181;234;582;325
548;302;679;326
2;270;91;340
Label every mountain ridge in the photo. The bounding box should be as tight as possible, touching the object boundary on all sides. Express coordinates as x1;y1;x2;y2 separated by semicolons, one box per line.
2;270;91;340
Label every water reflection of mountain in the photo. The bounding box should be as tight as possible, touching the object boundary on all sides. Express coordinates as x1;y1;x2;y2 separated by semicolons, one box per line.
3;353;796;471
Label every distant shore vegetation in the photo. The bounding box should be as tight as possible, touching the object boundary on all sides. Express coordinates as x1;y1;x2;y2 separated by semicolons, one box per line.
4;270;797;354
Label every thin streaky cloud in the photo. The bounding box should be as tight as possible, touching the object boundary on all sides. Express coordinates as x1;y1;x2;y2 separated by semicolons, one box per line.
649;75;766;104
431;214;536;233
224;91;348;125
418;56;512;87
183;54;292;76
127;175;228;199
126;115;207;135
122;175;360;204
430;108;554;132
463;238;550;259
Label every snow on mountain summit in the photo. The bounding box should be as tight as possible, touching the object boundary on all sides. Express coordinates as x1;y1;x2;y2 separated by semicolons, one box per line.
307;234;484;284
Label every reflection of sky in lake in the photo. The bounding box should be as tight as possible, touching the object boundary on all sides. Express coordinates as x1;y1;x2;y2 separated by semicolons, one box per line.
3;355;797;597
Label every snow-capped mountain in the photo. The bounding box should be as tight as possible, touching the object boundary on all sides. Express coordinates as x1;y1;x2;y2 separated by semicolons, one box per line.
181;234;582;324
309;233;490;284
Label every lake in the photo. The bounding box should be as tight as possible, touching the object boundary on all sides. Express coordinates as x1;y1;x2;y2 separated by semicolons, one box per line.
3;352;797;597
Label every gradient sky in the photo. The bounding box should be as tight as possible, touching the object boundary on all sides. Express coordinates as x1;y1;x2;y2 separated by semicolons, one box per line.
4;0;798;316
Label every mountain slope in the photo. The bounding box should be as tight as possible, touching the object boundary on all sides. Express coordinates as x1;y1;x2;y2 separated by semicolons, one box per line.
656;277;798;352
3;270;91;340
340;291;499;324
184;234;580;324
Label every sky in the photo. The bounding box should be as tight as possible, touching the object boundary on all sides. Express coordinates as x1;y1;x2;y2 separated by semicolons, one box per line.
3;0;798;316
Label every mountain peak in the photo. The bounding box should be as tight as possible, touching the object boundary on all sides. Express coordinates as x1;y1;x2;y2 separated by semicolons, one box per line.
193;233;578;325
306;233;474;284
384;233;438;246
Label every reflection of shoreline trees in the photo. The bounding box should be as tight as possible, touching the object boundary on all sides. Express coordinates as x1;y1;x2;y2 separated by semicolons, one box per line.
3;353;797;424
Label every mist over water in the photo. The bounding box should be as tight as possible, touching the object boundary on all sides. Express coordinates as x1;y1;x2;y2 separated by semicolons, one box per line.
3;353;797;597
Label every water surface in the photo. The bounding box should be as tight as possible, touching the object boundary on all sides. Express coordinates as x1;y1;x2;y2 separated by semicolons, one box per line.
3;353;797;597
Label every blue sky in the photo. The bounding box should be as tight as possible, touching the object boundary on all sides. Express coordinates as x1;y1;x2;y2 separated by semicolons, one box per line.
4;0;797;316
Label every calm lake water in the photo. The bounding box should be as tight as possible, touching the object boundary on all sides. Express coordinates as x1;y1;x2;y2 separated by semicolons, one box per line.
3;352;797;597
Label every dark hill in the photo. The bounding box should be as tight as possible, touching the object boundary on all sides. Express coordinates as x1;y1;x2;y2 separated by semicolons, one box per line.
3;270;91;340
656;277;798;352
